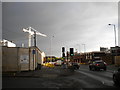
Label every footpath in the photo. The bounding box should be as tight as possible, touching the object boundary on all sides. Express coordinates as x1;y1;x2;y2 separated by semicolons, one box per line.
2;66;74;77
106;64;119;73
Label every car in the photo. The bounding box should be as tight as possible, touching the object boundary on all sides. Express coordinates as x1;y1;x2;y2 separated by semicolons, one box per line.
68;62;80;70
43;62;55;68
89;60;107;71
55;60;63;66
113;67;120;86
72;62;80;70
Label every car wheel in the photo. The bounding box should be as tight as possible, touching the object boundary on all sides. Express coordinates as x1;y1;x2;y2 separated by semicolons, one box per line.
96;68;100;71
91;67;95;71
104;68;107;71
113;75;119;86
89;67;92;71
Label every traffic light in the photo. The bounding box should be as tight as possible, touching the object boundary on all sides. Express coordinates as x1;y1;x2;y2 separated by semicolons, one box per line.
62;52;65;57
67;51;69;57
70;48;74;56
62;47;65;52
62;47;65;57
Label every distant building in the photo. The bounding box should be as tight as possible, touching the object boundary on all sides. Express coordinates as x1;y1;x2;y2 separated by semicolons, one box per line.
110;46;120;65
100;47;110;53
1;39;16;47
72;51;113;65
73;53;86;63
110;46;120;56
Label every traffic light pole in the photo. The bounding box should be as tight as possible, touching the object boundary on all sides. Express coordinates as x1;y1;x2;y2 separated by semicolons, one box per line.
34;31;36;47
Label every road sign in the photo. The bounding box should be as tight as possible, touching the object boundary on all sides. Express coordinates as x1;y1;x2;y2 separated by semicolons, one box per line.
32;49;36;54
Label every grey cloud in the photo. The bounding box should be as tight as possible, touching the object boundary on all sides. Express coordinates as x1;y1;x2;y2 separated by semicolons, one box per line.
3;2;118;57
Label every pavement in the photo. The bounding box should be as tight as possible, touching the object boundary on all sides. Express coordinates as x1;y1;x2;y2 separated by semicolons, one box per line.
106;64;119;73
2;66;75;77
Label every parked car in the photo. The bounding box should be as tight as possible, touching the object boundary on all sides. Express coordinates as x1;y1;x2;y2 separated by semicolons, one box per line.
55;60;63;66
89;60;107;71
43;62;54;68
113;67;120;86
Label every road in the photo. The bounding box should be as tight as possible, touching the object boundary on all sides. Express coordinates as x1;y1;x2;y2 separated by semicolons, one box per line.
2;65;119;89
75;65;116;88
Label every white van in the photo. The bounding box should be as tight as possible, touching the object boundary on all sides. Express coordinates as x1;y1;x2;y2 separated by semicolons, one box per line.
55;60;63;66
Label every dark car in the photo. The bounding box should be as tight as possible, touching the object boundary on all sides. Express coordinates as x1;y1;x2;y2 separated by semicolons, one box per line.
89;60;107;71
72;62;80;70
68;62;80;70
113;67;120;86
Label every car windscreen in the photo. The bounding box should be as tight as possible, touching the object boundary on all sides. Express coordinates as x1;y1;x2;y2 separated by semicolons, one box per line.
95;62;103;64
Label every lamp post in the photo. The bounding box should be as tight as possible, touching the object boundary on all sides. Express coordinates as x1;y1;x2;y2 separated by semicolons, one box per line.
108;24;118;64
108;24;117;47
82;44;86;53
82;44;86;62
50;35;54;62
76;44;80;53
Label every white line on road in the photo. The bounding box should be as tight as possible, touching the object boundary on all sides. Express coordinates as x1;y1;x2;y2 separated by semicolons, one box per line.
79;68;113;78
76;70;114;86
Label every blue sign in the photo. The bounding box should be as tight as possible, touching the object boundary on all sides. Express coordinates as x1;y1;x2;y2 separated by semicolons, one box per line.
32;50;36;54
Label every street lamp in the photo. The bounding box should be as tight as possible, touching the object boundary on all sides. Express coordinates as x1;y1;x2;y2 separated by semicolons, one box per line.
82;44;86;53
108;24;117;47
108;24;118;64
50;35;54;61
76;44;81;53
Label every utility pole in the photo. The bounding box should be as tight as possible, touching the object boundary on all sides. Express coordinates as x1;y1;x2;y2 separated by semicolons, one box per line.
34;31;36;47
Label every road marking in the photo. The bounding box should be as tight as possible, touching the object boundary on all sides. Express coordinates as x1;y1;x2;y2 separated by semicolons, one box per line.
76;70;114;86
79;68;113;78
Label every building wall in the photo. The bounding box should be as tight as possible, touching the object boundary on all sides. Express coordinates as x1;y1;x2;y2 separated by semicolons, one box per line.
29;48;35;70
101;55;113;65
37;49;42;64
0;43;2;73
73;52;113;65
2;47;18;72
2;46;43;72
18;48;29;71
115;56;120;66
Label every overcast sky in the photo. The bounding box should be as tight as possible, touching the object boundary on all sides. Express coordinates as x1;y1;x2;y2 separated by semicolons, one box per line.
3;2;118;57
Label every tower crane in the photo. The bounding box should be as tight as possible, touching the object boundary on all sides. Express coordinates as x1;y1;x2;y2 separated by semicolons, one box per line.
23;26;47;47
